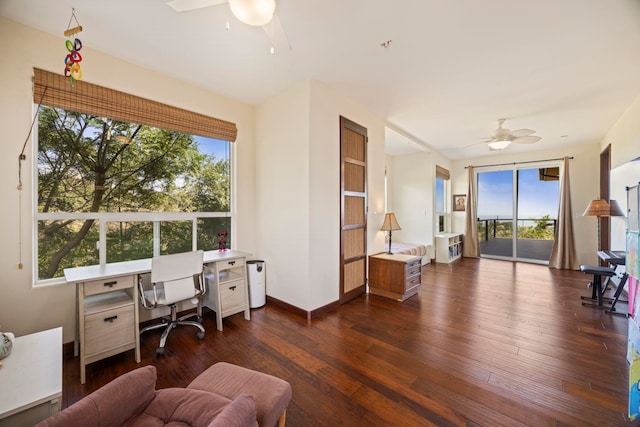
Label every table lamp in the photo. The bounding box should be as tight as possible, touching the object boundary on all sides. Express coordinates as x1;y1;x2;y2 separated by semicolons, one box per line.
608;199;625;217
582;199;609;250
381;213;401;254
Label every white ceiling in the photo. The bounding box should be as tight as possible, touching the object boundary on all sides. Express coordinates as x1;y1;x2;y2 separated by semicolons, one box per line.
2;0;640;160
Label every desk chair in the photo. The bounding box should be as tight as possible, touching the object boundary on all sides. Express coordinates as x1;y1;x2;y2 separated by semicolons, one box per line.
139;250;206;355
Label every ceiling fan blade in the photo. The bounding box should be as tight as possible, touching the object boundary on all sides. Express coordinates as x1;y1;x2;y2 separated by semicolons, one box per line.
166;0;226;12
512;135;541;144
510;128;536;137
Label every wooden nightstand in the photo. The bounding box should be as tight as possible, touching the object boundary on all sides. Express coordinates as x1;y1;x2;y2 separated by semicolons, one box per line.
368;253;422;301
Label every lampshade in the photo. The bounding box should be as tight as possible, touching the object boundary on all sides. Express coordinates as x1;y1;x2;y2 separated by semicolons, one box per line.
487;140;511;150
229;0;276;26
582;199;610;217
381;213;401;231
608;199;626;217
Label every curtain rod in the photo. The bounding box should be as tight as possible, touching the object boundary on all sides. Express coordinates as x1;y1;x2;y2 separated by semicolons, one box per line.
464;156;573;169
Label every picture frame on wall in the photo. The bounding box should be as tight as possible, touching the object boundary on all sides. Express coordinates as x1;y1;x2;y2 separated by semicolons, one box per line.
453;194;466;212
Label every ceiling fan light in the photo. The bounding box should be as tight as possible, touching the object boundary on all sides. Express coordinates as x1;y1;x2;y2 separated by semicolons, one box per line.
229;0;275;26
488;140;511;150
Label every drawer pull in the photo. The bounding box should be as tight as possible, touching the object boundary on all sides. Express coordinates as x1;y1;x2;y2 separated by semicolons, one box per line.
230;285;237;291
228;261;236;266
104;315;118;323
103;281;117;287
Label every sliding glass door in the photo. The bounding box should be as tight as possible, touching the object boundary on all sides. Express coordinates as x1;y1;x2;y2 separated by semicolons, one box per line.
476;164;559;263
477;170;514;258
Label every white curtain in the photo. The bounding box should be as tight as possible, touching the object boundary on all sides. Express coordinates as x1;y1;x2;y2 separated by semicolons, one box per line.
463;166;480;258
549;157;579;269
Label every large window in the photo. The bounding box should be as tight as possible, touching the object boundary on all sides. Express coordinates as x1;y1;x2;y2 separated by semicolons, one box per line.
435;165;449;233
33;69;236;285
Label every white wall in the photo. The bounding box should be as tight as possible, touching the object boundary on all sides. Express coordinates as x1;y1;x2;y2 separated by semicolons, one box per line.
604;93;640;170
0;18;256;343
602;91;640;249
388;152;433;247
255;80;387;311
254;81;311;309
450;143;601;266
385;150;452;258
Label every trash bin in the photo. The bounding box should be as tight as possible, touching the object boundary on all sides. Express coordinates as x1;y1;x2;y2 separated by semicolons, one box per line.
246;260;266;308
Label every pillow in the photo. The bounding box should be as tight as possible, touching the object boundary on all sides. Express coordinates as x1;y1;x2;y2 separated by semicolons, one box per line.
207;394;258;427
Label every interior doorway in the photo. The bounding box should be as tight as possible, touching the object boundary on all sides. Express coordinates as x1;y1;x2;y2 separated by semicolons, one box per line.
339;116;367;304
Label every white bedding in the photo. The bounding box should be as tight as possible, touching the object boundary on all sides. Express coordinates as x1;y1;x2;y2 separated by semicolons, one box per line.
390;242;428;258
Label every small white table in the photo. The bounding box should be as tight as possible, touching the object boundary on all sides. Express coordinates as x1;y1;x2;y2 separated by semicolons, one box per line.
0;327;62;426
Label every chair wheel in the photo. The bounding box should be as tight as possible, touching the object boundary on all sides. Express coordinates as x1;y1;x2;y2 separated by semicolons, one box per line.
156;347;165;356
197;331;205;340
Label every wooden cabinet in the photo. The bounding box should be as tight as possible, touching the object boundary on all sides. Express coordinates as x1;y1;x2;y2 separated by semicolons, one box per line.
368;253;422;301
76;275;140;384
204;252;250;331
435;233;463;263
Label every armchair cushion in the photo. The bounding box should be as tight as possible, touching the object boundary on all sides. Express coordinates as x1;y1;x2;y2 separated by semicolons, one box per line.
36;365;157;427
128;388;256;427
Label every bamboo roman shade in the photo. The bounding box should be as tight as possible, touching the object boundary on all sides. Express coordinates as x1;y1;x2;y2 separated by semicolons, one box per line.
436;165;450;180
33;68;237;142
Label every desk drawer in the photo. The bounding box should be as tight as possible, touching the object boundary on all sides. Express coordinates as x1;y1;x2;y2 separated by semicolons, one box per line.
84;275;135;296
84;304;135;356
217;258;245;272
220;279;246;312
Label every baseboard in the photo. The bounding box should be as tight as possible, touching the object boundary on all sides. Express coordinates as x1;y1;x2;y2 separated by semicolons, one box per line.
265;295;340;323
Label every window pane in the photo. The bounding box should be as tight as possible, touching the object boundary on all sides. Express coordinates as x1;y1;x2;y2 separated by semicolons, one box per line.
435;177;445;213
160;220;193;255
37;219;99;280
37;107;231;214
106;221;153;263
36;104;233;282
197;217;232;251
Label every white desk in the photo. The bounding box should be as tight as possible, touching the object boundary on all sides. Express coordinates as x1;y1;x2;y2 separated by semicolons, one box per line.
0;327;62;427
65;250;250;383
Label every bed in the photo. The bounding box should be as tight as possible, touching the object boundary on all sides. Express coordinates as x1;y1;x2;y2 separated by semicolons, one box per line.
390;242;430;264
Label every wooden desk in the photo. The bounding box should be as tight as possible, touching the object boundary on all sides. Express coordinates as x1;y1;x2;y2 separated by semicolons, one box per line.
65;250;250;383
0;328;62;427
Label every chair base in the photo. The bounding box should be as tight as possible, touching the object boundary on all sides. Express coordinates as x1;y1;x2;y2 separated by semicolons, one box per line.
140;303;205;355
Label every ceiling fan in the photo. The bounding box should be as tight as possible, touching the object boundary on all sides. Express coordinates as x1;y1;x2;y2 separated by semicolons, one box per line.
482;118;541;150
167;0;289;53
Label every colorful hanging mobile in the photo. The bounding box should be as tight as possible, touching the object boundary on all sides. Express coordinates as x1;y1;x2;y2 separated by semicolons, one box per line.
63;9;83;86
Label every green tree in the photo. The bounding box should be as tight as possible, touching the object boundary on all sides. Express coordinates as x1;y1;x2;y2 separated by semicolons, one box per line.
37;106;228;279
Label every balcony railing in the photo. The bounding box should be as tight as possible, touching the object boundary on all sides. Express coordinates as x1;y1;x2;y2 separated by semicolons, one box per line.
477;217;556;261
477;217;556;241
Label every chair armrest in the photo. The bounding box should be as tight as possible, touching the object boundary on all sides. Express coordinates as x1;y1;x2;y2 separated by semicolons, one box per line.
138;273;157;309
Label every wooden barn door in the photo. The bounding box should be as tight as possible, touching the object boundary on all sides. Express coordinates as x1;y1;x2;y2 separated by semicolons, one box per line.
340;116;367;304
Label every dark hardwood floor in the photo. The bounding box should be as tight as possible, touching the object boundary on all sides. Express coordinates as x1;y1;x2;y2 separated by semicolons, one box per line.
63;258;634;426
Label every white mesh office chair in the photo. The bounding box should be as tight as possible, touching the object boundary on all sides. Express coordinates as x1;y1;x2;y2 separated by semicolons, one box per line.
139;250;206;355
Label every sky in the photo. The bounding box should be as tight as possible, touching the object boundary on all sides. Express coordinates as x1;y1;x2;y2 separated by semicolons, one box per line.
477;168;559;219
194;136;230;160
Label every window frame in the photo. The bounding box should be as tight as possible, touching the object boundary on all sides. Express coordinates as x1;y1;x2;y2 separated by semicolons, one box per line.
435;165;450;234
32;102;236;287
